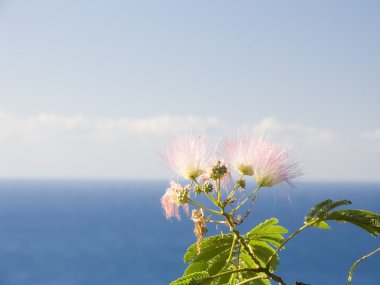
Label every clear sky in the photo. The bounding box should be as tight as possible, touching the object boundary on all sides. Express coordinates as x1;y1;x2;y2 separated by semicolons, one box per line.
0;0;379;181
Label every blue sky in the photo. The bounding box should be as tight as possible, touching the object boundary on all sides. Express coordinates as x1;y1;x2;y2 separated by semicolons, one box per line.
0;1;379;181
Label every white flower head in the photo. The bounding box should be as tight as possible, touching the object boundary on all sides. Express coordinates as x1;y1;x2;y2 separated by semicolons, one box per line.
222;135;254;176
252;137;301;187
162;134;211;180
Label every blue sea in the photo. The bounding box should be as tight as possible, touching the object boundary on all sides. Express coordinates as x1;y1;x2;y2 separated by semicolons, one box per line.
0;180;379;285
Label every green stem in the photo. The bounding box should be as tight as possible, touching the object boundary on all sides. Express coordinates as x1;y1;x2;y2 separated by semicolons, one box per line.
222;211;287;285
227;175;244;200
205;191;219;207
217;178;221;204
347;247;380;285
232;186;261;214
198;268;263;284
223;212;261;266
226;235;237;264
187;199;222;215
190;181;287;285
236;274;268;285
191;177;220;207
191;178;201;186
265;221;317;269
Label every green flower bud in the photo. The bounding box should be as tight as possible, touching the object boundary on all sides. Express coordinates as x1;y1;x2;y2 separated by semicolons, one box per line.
209;161;228;180
202;182;213;193
176;188;189;204
193;185;202;195
237;178;246;189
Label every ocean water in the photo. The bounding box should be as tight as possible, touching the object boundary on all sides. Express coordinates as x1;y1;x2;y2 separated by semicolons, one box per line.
0;180;379;285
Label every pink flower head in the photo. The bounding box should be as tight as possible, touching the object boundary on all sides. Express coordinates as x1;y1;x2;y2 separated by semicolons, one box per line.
252;138;301;187
161;181;189;220
162;134;210;180
223;136;254;176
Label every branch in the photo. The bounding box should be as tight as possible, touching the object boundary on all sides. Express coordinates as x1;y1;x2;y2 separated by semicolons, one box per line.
226;235;237;264
227;174;244;200
265;221;317;269
223;212;287;285
232;186;261;214
198;268;263;284
347;247;380;285
235;274;268;285
187;199;222;216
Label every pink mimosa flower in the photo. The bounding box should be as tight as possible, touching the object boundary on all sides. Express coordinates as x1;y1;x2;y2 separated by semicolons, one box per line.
161;181;189;220
162;134;210;180
223;136;254;176
252;138;301;187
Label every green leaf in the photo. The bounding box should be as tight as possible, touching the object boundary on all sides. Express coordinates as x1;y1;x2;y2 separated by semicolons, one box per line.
305;199;351;222
235;253;272;285
170;271;209;285
305;199;380;236
180;234;235;283
211;263;234;285
208;249;231;276
240;252;258;269
249;241;279;271
184;234;234;263
184;261;209;275
314;221;330;230
254;279;271;285
324;209;380;236
246;218;288;247
185;248;230;276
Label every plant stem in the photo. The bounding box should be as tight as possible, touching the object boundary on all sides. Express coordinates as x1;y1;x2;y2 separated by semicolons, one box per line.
227;175;244;200
226;235;237;264
222;210;287;285
191;178;218;206
187;199;222;216
265;221;317;269
205;192;219;207
232;186;261;214
347;247;380;285
190;180;287;285
198;268;263;284
217;178;221;204
235;274;268;285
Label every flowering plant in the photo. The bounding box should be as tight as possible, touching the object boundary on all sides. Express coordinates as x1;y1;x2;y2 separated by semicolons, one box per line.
161;134;380;285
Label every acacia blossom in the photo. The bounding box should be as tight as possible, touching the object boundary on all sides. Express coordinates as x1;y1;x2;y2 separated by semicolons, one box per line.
252;138;301;187
161;181;189;220
162;134;210;179
222;136;254;176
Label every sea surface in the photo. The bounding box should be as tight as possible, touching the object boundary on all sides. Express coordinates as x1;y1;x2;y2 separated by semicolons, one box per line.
0;180;379;285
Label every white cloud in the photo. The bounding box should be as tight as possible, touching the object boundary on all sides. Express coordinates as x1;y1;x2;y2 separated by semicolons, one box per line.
251;117;336;141
0;111;220;142
361;128;380;140
1;112;379;181
95;115;219;135
0;112;337;144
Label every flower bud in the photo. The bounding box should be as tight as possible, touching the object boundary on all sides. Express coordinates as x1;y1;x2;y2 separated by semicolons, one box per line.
236;178;246;189
193;185;202;195
209;160;228;180
202;182;213;193
176;187;189;204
